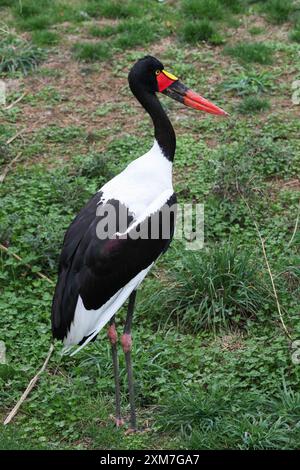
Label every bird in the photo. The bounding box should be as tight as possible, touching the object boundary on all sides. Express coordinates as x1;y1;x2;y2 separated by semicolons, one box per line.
51;55;227;432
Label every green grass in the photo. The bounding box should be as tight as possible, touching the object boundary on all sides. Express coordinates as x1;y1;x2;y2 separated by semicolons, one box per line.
249;26;264;36
262;0;295;25
12;0;84;31
290;26;300;43
141;244;272;333
85;0;144;19
0;33;45;74
31;30;60;46
221;71;274;95
17;14;52;31
88;19;164;49
182;0;225;21
180;19;224;45
113;20;161;49
159;386;300;449
238;96;270;114
72;42;112;62
224;42;274;64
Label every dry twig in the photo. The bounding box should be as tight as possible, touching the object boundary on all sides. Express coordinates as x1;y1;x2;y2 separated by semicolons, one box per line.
6;128;27;145
242;196;292;340
4;92;26;110
288;202;300;248
0;152;22;183
3;344;55;425
0;243;54;284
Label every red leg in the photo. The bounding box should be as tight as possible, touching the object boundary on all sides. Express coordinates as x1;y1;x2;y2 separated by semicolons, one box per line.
108;316;124;427
121;290;137;431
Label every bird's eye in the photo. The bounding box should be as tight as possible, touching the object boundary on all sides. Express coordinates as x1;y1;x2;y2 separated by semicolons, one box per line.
155;70;161;75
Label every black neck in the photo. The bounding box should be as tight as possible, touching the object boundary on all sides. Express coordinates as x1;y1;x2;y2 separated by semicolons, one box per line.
132;87;176;161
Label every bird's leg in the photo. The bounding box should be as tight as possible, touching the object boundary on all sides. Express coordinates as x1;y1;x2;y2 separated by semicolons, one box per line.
107;316;124;427
121;290;137;432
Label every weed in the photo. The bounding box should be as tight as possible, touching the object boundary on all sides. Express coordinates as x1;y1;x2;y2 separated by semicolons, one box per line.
88;25;114;38
249;26;264;35
142;244;270;332
221;71;274;95
224;42;274;64
0;34;45;74
41;125;84;143
31;30;60;46
262;0;294;25
180;20;224;45
238;96;270;114
182;0;225;21
17;14;51;31
73;151;114;182
85;0;143;19
72;42;112;62
290;27;300;43
89;19;163;49
114;20;159;49
159;386;300;449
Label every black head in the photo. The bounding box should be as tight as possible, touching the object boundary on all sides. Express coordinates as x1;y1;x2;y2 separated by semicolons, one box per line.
128;55;164;95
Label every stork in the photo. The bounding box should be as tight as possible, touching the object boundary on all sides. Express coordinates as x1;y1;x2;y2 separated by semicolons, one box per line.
51;56;227;431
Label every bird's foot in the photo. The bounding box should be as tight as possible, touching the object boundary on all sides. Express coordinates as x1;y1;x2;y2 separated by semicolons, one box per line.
125;425;151;435
110;415;125;427
124;427;138;435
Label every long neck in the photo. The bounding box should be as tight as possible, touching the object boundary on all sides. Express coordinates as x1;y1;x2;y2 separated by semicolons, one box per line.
133;88;176;162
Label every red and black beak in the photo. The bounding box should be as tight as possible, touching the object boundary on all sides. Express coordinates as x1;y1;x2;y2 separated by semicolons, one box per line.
157;70;228;116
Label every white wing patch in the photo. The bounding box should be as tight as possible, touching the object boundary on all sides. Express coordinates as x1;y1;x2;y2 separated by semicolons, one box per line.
62;140;173;356
63;264;153;355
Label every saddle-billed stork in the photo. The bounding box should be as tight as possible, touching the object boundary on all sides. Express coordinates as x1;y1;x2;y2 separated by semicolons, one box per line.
51;56;227;431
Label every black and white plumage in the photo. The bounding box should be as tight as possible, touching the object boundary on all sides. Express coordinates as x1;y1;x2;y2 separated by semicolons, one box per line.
51;55;227;429
52;151;176;351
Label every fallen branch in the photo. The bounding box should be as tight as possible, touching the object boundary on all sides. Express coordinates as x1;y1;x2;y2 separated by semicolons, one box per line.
3;344;54;425
0;152;22;183
242;196;292;340
0;243;54;284
288;201;300;248
4;92;26;110
6;128;27;145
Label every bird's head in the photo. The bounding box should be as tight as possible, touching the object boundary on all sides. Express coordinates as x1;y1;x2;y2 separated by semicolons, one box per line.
128;55;228;116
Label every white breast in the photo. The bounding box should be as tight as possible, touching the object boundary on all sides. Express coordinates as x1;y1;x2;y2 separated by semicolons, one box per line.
98;140;173;218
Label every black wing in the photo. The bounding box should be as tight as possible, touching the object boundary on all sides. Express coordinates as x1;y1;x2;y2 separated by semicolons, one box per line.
51;191;176;342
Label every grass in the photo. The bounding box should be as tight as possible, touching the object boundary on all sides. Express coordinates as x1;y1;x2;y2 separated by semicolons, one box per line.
85;0;144;19
180;19;224;45
0;33;45;74
0;0;300;452
159;386;300;449
31;30;60;46
88;19;165;49
262;0;295;25
182;0;226;21
249;26;264;36
238;96;270;114
72;42;112;62
290;26;300;43
221;71;274;95
141;244;271;333
224;42;274;64
12;0;81;30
